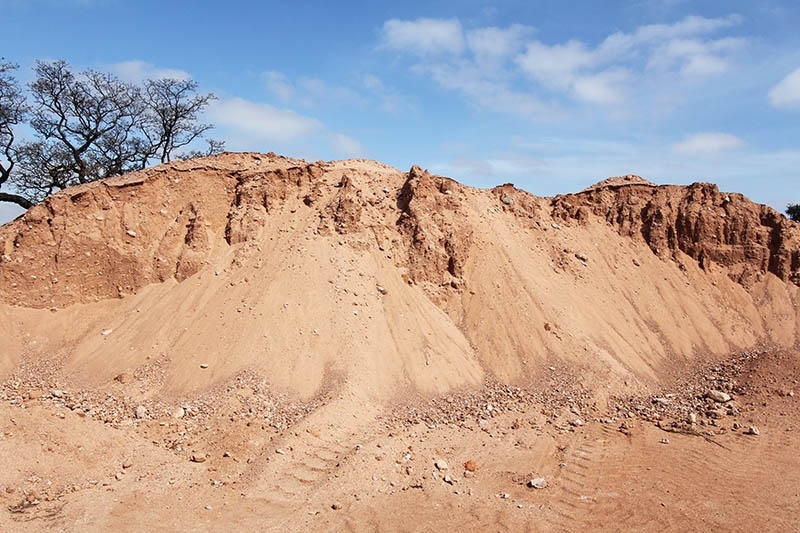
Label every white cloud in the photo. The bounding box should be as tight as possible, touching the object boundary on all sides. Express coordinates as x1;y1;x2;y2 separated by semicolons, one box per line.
381;18;465;55
361;74;415;115
263;71;294;103
207;97;321;143
516;40;595;89
111;60;191;83
768;67;800;110
381;14;745;114
572;68;632;105
672;132;745;155
330;133;368;158
466;24;532;63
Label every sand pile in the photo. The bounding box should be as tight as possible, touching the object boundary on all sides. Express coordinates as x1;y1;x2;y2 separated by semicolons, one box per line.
2;153;800;531
0;152;798;402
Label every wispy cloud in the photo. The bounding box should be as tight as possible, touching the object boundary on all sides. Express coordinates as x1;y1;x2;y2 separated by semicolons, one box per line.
672;132;745;156
768;67;800;110
206;96;367;161
207;97;321;143
380;15;746;114
330;133;368;158
110;60;191;83
381;18;465;56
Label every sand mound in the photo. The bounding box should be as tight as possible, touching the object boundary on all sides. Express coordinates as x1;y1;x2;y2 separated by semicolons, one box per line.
0;152;798;402
2;153;800;531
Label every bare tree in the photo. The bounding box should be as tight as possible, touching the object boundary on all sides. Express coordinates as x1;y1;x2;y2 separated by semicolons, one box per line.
140;77;218;166
2;59;224;208
0;60;32;208
13;60;144;192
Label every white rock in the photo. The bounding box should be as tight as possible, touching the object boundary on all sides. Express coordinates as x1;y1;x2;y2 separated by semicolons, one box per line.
528;477;548;489
434;459;449;471
707;390;732;403
134;405;147;419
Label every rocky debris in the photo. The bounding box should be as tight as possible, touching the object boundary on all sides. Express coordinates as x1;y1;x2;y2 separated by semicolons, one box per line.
388;375;592;428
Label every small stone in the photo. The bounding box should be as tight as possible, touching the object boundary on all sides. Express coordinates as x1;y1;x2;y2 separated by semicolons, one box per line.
376;285;388;295
173;407;185;419
443;475;454;485
575;252;588;262
50;389;64;398
501;195;513;205
464;471;474;479
199;363;209;369
134;406;147;419
204;505;212;510
706;390;732;403
115;472;124;481
464;460;477;472
101;328;113;336
570;419;584;427
660;438;670;444
276;449;286;455
434;459;449;471
114;373;134;384
528;477;548;489
688;413;698;425
122;461;133;470
746;425;760;436
191;454;207;463
126;230;137;237
331;503;342;510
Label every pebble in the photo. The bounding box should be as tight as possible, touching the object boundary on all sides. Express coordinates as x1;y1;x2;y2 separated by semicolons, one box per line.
434;459;449;471
746;425;760;436
331;503;342;510
199;364;209;369
191;454;207;463
707;390;732;403
173;407;185;419
134;406;147;419
50;389;64;398
528;477;548;489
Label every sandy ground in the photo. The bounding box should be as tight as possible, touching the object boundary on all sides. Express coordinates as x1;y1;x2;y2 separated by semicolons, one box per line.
1;348;798;532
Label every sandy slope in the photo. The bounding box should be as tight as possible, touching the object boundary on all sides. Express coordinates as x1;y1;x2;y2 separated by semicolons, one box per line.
0;153;799;530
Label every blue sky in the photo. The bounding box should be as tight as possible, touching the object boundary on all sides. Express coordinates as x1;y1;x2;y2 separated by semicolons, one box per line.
2;0;800;223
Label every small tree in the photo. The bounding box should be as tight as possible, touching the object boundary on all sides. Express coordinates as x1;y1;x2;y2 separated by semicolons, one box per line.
3;60;223;207
140;77;218;166
0;60;32;208
787;204;800;222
